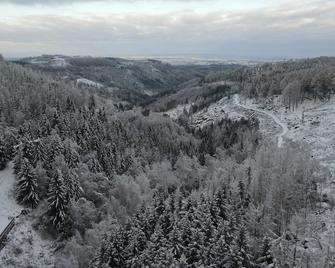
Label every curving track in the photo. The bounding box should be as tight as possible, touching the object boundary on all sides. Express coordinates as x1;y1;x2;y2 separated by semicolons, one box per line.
234;94;288;148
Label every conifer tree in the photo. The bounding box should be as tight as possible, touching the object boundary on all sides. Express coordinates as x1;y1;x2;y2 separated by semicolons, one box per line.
47;170;69;231
16;158;39;208
13;149;23;175
21;138;35;164
32;139;46;167
0;139;8;170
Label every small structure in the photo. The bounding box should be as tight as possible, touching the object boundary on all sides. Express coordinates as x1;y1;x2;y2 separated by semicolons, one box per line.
0;218;15;251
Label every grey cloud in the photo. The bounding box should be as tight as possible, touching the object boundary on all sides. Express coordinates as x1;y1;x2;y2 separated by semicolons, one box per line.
0;0;209;5
0;0;334;57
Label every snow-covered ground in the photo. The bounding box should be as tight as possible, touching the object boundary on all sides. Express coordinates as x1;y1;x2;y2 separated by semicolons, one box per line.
0;216;55;268
191;97;244;128
236;95;335;263
164;103;193;120
243;95;335;173
0;163;21;232
0;164;55;267
30;56;68;68
165;97;245;128
234;94;288;147
51;56;68;68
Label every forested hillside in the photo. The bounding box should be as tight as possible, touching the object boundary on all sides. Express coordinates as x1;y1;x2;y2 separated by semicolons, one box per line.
222;57;335;108
150;57;335;116
14;55;234;105
0;56;329;267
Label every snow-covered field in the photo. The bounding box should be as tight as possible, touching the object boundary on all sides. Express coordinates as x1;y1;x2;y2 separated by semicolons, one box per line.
0;164;55;267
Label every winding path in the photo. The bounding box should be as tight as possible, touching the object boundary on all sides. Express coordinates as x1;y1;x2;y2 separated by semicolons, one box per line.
234;94;288;148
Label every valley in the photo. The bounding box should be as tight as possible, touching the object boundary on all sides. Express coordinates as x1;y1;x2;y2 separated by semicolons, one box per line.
0;55;335;267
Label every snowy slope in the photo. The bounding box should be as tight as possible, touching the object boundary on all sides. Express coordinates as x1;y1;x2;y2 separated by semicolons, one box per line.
76;78;103;88
237;95;335;263
234;94;288;147
0;164;55;267
0;162;22;231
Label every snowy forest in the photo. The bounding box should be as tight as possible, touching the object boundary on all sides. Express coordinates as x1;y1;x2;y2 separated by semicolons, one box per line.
0;54;335;268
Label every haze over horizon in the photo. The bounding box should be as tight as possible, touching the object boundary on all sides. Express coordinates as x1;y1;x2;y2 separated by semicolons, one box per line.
0;0;334;59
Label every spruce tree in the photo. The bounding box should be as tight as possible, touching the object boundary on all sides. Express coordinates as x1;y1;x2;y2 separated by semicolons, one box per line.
47;170;69;231
21;138;35;164
33;139;46;167
13;150;23;175
0;139;8;170
16;158;39;208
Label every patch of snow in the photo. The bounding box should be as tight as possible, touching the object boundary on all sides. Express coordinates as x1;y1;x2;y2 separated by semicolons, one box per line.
143;90;154;96
51;56;67;68
30;59;48;65
164;96;245;128
191;97;244;128
76;78;103;88
30;56;68;68
234;94;288;148
0;216;55;268
0;162;22;231
165;104;192;120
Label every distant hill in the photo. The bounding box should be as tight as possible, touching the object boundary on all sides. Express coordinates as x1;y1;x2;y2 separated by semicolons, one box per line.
14;55;236;104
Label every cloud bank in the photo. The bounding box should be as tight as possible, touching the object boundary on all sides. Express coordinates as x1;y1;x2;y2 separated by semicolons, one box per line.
0;0;211;4
0;0;334;58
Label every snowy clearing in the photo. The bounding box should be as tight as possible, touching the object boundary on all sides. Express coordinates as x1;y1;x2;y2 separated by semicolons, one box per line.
191;96;244;128
234;94;288;148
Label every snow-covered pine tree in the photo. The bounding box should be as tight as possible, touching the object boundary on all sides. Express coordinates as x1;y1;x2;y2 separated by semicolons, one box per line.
87;154;103;173
16;158;39;208
47;169;69;231
63;139;80;168
44;132;63;171
89;234;111;268
88;95;96;113
13;149;23;174
32;139;46;167
229;225;254;268
21;138;35;164
3;130;17;160
0;139;8;170
64;169;81;201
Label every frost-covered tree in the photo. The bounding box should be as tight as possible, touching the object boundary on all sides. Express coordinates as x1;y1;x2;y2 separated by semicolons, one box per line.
16;158;39;208
47;170;69;231
0;139;8;170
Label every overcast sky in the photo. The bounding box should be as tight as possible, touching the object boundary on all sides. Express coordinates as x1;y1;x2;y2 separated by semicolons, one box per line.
0;0;334;59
